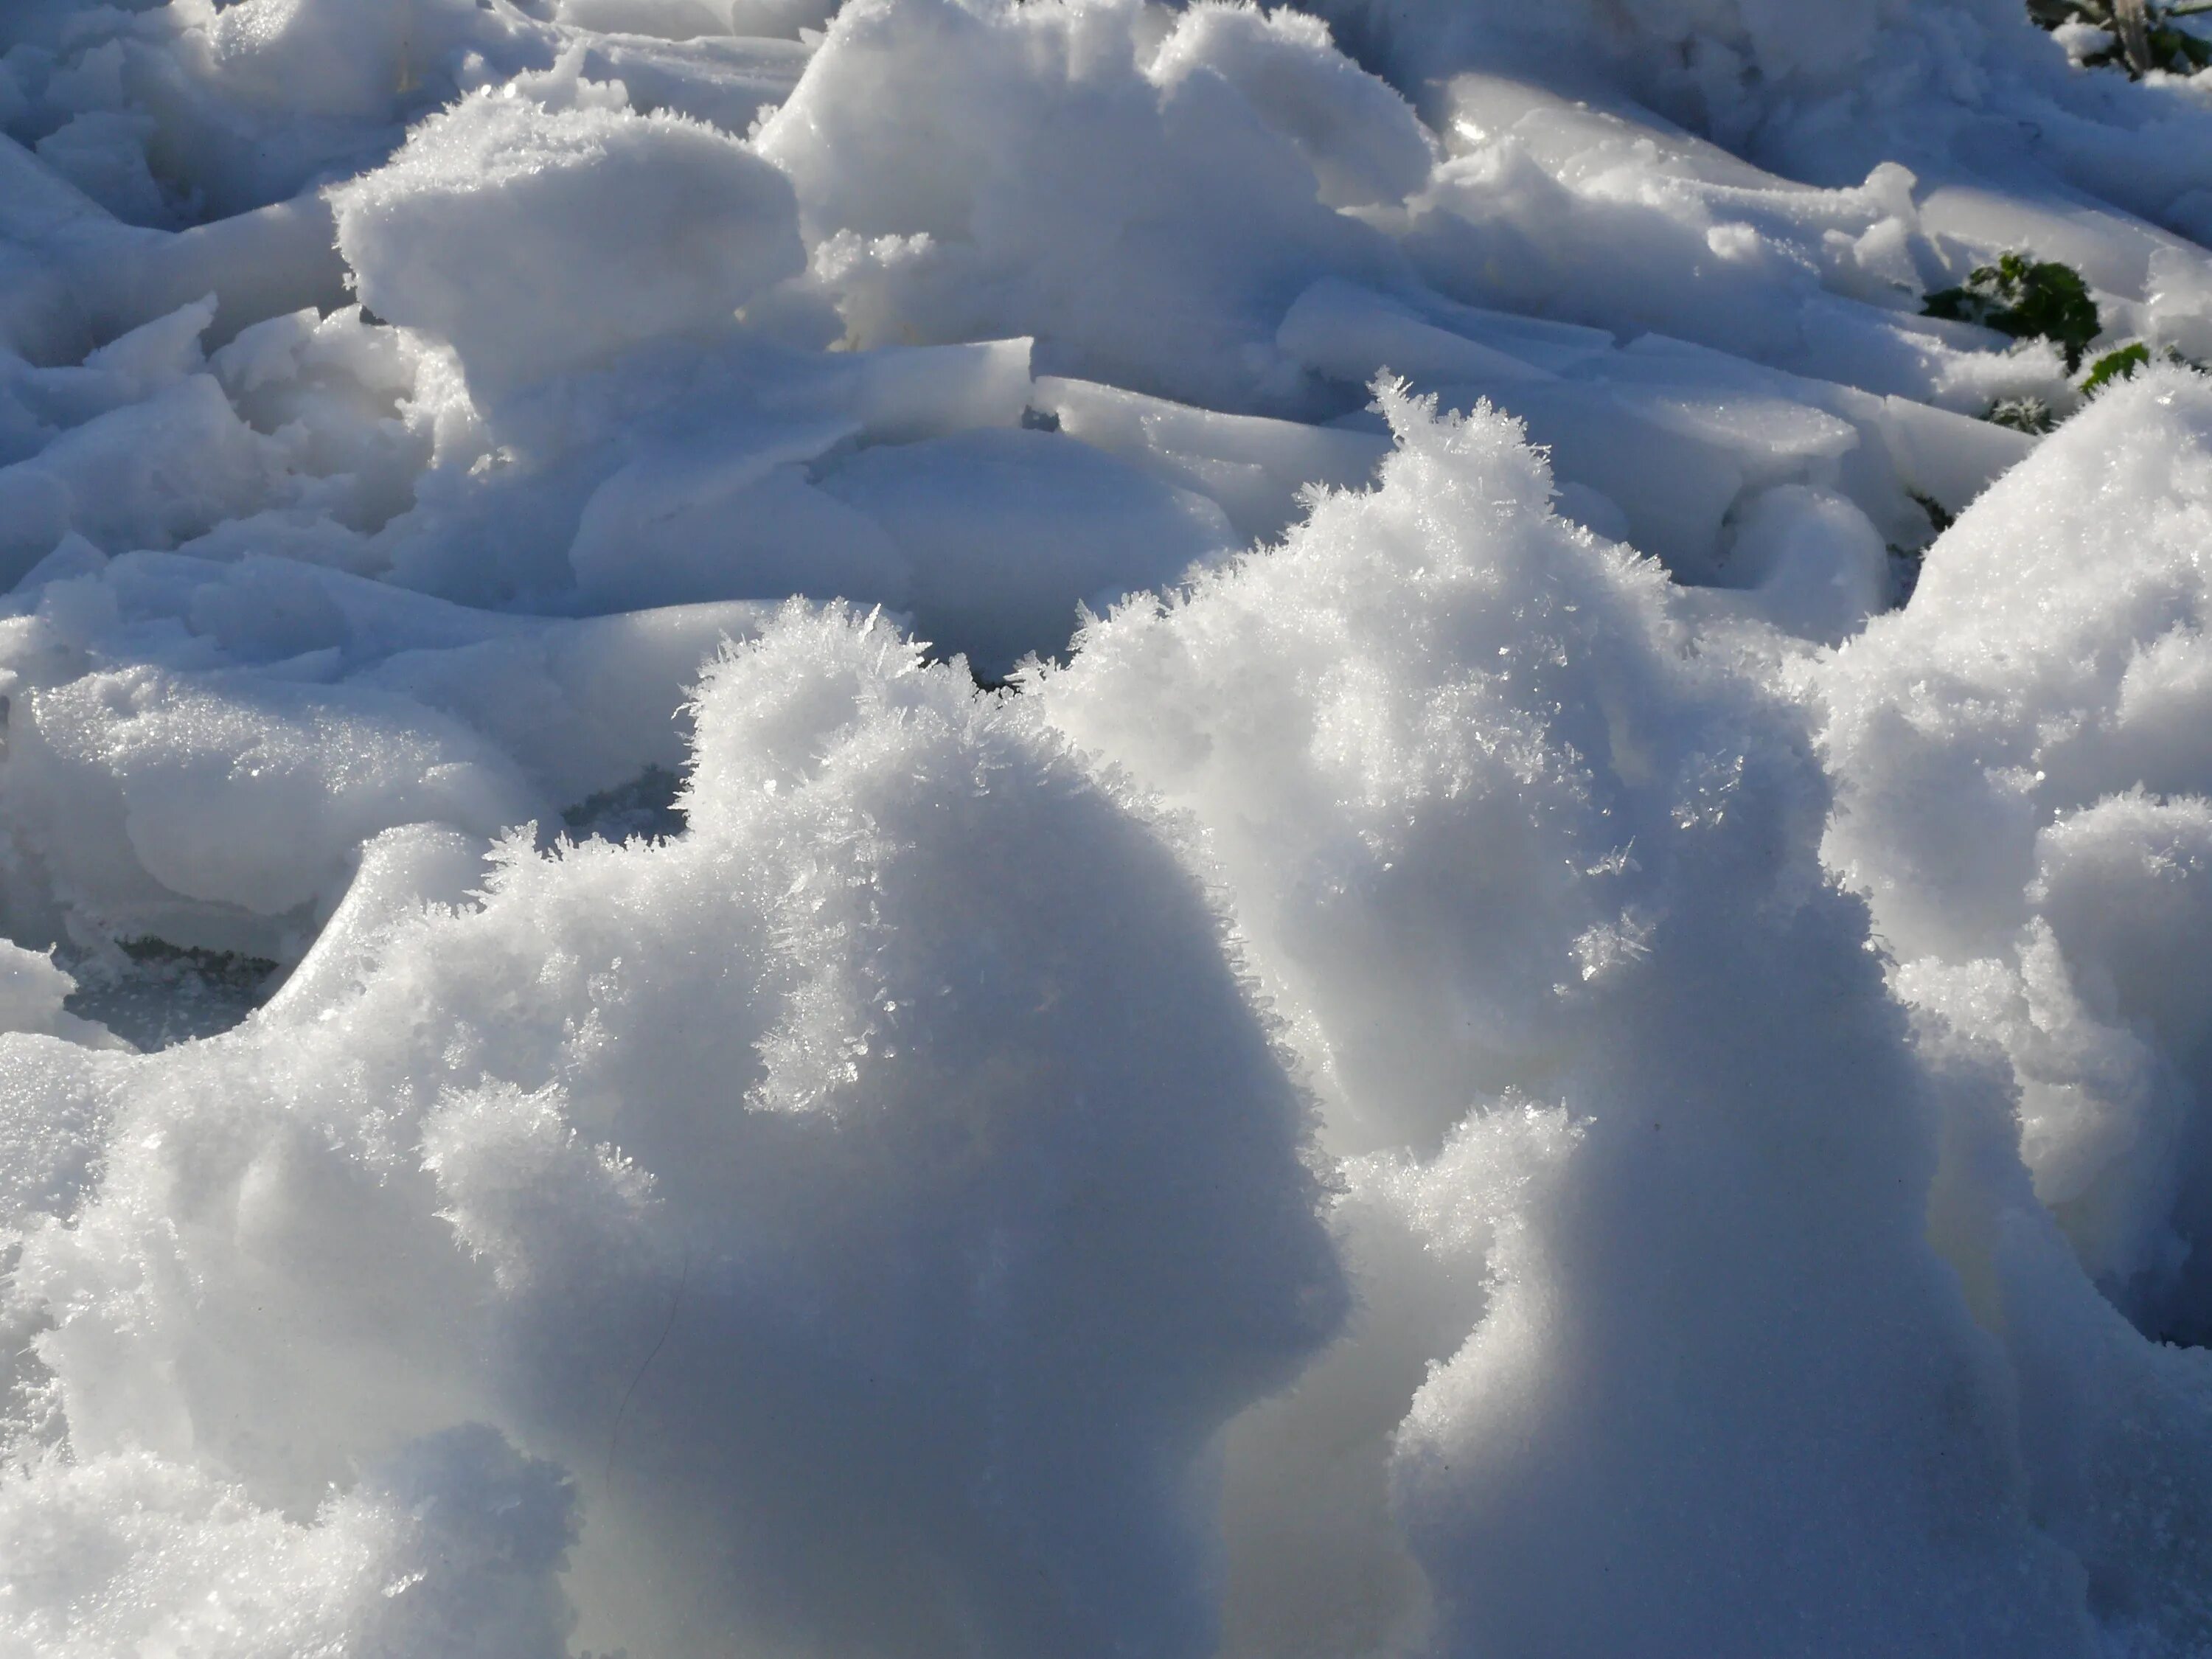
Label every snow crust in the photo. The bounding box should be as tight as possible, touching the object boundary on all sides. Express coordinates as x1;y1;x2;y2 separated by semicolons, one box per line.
5;0;2212;1653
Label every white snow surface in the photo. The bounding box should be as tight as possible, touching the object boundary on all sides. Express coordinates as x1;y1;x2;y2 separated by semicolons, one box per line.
3;0;2212;1654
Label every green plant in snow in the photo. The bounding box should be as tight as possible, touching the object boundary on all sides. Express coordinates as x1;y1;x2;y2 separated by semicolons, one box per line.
2078;342;2211;395
2028;0;2212;76
1921;252;2212;431
1986;396;2059;434
1907;490;1957;538
1924;252;2103;372
2080;342;2153;394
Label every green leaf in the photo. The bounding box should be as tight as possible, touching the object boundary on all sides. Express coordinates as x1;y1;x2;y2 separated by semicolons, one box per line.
1922;251;2102;372
2081;341;2152;394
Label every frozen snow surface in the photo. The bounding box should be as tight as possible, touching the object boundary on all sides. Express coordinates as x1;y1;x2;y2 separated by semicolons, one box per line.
4;0;2212;1652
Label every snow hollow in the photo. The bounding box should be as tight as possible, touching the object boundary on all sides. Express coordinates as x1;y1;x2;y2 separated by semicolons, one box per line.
4;0;2212;1653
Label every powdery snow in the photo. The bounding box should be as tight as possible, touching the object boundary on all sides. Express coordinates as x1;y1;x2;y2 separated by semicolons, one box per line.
3;0;2212;1654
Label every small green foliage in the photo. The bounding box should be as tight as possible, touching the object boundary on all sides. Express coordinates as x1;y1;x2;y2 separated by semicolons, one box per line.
1924;252;2103;372
1986;396;2058;434
2145;22;2212;69
2084;18;2212;72
1919;245;2205;432
2081;341;2152;394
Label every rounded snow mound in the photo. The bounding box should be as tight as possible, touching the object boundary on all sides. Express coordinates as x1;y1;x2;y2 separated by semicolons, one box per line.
330;91;805;394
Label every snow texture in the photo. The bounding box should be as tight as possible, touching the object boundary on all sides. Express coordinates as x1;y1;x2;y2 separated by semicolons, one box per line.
4;0;2212;1654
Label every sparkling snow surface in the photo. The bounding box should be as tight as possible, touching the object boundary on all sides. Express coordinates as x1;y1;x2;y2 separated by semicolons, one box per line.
4;0;2212;1654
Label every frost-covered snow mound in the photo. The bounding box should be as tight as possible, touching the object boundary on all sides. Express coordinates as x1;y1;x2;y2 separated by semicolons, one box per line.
7;0;2212;1653
4;608;1345;1658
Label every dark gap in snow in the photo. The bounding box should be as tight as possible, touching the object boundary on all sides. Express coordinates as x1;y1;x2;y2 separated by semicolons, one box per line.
63;939;282;1050
560;764;688;845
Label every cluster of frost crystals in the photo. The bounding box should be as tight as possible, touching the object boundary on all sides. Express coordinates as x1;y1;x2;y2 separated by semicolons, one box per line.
1039;389;2101;1657
0;605;1342;1659
1823;369;2212;1338
0;1430;578;1659
1811;369;2212;1655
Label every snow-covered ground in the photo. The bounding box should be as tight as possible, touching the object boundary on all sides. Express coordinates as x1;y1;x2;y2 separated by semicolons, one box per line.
4;0;2212;1652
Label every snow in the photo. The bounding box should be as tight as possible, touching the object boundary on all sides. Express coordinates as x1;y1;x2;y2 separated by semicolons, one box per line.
7;606;1343;1659
330;90;807;396
754;0;1411;409
1824;366;2212;1347
4;0;2212;1653
1039;389;2098;1655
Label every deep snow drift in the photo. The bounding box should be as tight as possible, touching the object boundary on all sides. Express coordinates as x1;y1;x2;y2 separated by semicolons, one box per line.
4;0;2212;1654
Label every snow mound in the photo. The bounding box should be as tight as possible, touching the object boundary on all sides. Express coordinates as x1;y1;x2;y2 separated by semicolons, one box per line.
3;605;1342;1659
756;0;1413;411
1826;367;2212;1340
330;92;805;396
1042;389;2092;1656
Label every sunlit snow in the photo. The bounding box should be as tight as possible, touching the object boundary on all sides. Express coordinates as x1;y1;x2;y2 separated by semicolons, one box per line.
3;0;2212;1654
